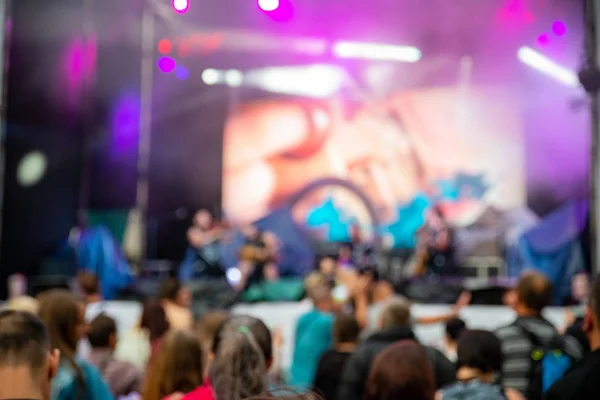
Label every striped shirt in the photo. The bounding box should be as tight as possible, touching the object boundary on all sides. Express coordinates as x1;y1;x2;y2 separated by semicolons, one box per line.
495;317;583;394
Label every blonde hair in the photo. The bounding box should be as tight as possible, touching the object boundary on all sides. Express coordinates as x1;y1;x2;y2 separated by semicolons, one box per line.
5;296;39;314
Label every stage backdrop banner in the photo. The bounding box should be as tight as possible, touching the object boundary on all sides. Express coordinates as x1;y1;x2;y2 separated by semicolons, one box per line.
222;88;524;250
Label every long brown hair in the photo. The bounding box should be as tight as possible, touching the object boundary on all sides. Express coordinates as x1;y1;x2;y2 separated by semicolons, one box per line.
37;289;86;397
142;329;204;400
210;315;272;400
364;340;435;400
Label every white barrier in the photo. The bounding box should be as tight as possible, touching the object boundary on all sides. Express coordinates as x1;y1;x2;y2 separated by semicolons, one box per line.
94;300;569;371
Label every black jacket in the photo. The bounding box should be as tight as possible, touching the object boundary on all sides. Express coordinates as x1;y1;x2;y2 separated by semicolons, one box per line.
543;349;600;400
336;327;456;400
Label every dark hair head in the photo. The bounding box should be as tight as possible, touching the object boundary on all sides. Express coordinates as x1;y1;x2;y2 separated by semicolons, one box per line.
445;318;467;342
210;315;272;400
140;299;170;342
87;314;117;349
37;290;86;394
77;271;99;297
516;271;553;313
142;330;204;400
359;266;380;282
159;278;183;302
0;310;50;376
365;340;435;400
379;297;411;329
456;330;503;373
590;275;600;322
196;311;229;352
334;313;360;344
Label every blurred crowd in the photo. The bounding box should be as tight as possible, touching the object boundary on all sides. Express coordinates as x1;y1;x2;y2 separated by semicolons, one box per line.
1;267;599;400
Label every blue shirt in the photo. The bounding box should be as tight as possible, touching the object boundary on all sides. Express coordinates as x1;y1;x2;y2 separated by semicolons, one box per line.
52;358;114;400
290;309;334;389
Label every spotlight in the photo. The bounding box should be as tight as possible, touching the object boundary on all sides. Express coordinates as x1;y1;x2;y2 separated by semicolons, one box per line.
201;68;221;85
172;0;189;14
552;21;567;36
175;65;189;80
225;70;243;87
158;39;172;55
258;0;279;11
517;46;578;87
536;33;550;46
157;56;176;73
17;151;47;187
333;41;422;63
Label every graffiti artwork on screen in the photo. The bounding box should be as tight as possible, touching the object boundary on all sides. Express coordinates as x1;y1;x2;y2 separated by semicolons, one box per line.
223;87;524;252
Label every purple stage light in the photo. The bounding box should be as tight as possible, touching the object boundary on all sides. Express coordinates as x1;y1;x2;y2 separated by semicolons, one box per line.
552;21;567;36
172;0;189;14
175;65;189;80
258;0;279;12
157;56;176;73
536;33;550;46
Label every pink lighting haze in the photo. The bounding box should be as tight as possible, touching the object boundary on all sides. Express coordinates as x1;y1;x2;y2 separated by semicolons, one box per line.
552;21;567;36
172;0;189;13
258;0;279;12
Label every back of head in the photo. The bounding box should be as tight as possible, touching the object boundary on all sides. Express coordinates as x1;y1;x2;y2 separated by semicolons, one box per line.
37;290;82;357
372;282;394;303
77;271;100;297
5;296;40;315
210;315;272;400
0;310;50;378
445;318;467;343
140;299;170;341
308;283;333;310
456;330;503;374
159;278;182;302
87;314;117;349
589;275;600;325
143;330;204;400
334;313;360;344
379;297;411;330
196;311;229;351
516;271;553;314
365;340;435;400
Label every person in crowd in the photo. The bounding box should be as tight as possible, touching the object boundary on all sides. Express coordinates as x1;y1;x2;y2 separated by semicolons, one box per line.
196;311;229;371
337;297;455;400
37;289;113;400
544;274;600;399
142;330;204;400
115;299;170;372
86;314;141;397
355;267;471;336
563;272;592;354
438;330;524;400
182;315;273;400
78;272;102;308
0;310;60;400
290;283;336;389
495;271;582;396
313;313;360;400
443;318;466;363
364;340;436;400
160;278;193;330
4;295;40;314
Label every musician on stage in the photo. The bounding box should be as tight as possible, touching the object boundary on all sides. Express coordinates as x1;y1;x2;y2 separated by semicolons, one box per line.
178;210;226;281
236;225;281;289
413;205;455;277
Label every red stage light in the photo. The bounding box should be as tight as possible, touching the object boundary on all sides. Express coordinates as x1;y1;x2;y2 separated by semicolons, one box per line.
158;39;172;55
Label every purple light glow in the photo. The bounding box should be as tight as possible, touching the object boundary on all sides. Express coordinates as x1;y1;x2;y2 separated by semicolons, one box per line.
172;0;189;13
536;33;551;46
175;65;189;80
259;0;279;11
157;56;176;73
112;93;140;154
552;21;567;36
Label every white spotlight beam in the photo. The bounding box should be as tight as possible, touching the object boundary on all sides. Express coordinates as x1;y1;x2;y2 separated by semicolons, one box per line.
333;41;422;63
517;46;579;88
